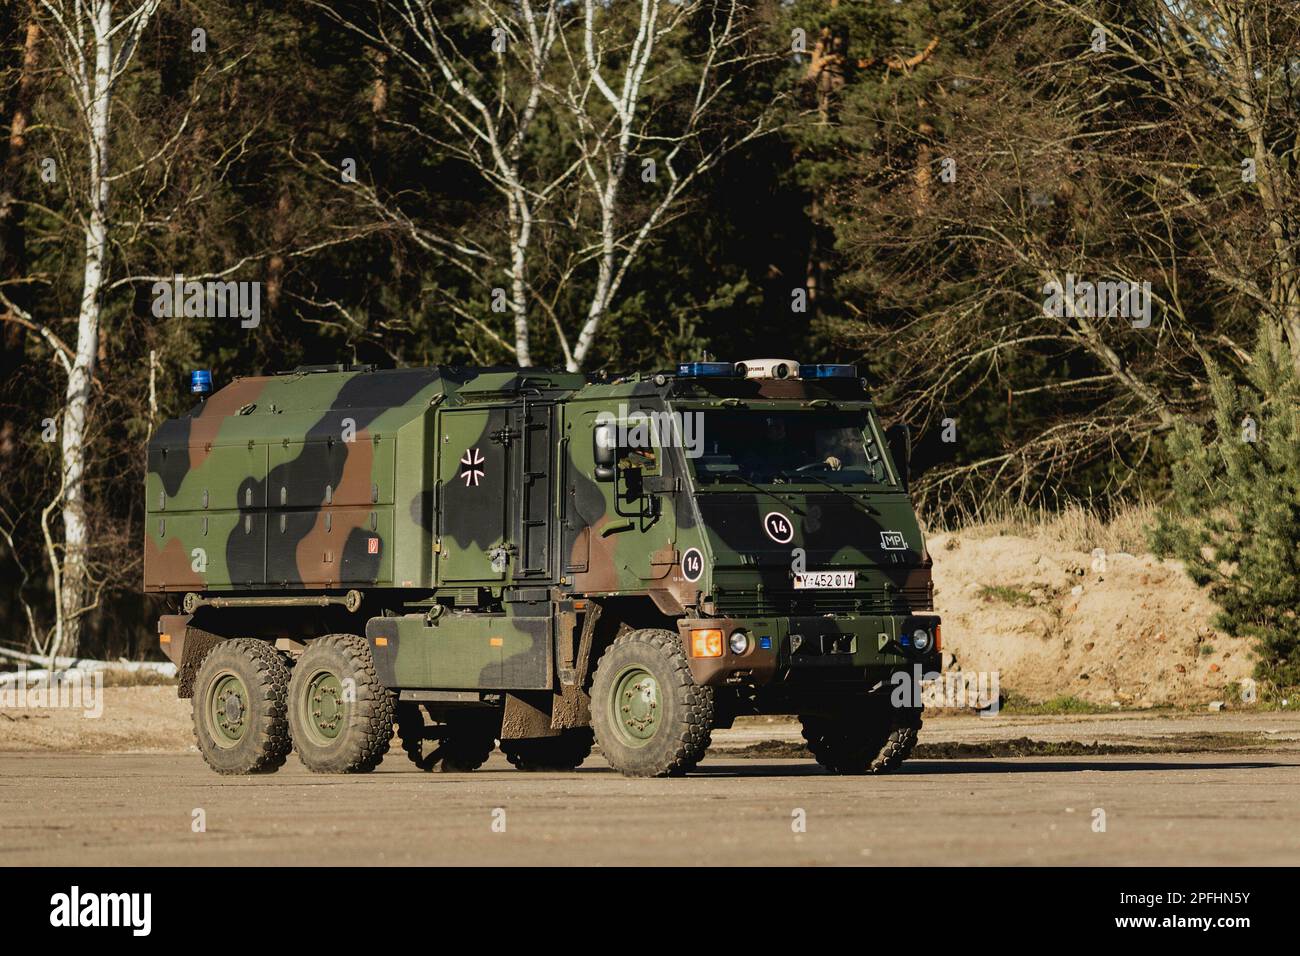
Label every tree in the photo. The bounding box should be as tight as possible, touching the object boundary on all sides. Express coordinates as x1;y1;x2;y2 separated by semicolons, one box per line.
1152;322;1300;694
18;0;162;660
2;1;432;660
828;0;1300;515
316;0;783;370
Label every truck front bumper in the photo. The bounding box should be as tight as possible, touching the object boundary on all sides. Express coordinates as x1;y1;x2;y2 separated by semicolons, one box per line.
677;613;940;688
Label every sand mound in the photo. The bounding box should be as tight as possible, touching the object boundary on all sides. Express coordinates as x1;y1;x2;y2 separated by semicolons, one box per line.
929;531;1255;707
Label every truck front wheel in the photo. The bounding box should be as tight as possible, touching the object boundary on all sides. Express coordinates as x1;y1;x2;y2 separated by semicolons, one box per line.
192;638;292;775
799;699;922;774
590;629;713;778
288;634;395;773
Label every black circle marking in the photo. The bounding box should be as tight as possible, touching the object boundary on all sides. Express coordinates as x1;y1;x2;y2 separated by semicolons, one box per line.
763;511;794;544
681;547;704;582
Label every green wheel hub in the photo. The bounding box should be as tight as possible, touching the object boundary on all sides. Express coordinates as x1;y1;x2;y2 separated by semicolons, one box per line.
299;669;346;745
610;666;661;746
209;672;250;748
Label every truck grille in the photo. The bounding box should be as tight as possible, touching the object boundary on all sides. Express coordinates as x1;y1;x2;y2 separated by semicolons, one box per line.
713;583;932;617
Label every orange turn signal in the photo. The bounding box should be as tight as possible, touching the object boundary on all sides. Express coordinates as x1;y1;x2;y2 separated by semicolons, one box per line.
159;633;172;645
690;628;724;658
934;624;942;652
374;637;388;647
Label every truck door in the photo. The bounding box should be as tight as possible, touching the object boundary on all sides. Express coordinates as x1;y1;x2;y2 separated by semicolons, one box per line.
512;399;555;581
437;408;511;582
625;404;678;581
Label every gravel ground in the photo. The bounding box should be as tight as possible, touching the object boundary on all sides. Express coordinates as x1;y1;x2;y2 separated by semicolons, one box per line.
2;711;1298;866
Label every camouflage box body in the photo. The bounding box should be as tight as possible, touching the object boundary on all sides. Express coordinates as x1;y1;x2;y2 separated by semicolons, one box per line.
147;364;939;731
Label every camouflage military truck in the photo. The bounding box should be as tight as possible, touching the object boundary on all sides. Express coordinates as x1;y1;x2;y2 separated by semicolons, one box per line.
146;359;940;777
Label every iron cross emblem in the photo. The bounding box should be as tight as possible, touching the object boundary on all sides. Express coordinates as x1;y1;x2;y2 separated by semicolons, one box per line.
460;447;485;487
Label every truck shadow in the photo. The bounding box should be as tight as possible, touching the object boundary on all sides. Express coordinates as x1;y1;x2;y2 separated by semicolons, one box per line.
687;758;1290;776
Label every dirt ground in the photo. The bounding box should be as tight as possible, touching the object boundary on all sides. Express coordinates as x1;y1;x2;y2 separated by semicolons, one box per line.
0;686;192;753
2;745;1297;866
2;691;1298;866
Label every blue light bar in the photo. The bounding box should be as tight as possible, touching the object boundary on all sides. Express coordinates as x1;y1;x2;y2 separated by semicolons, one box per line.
799;363;857;379
677;361;735;378
190;369;213;395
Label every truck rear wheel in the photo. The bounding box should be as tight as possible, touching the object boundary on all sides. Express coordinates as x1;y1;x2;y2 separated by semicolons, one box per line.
288;634;395;774
800;700;922;774
192;638;292;775
590;628;713;778
500;727;594;771
395;703;498;772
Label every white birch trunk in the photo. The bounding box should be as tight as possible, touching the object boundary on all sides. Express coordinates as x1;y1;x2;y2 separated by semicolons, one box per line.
42;0;160;659
53;0;113;660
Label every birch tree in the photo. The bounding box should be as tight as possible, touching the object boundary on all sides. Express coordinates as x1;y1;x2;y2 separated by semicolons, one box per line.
557;0;779;370
315;0;565;366
30;0;162;659
320;0;781;370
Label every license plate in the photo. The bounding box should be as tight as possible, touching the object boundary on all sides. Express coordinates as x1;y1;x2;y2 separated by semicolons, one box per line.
792;571;856;590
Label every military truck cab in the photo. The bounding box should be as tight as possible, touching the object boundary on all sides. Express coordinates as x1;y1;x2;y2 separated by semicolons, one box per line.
147;360;939;778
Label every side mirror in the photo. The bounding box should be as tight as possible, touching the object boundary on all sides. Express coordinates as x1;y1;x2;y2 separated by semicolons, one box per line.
594;422;617;481
885;423;911;491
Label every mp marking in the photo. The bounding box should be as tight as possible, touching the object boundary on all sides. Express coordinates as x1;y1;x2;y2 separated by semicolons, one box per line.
880;530;906;550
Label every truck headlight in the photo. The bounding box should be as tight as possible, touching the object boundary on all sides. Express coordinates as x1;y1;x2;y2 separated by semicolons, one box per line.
728;631;750;655
912;629;932;653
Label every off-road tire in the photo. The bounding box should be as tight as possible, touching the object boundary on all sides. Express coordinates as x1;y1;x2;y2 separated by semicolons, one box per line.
192;638;291;775
501;727;595;771
800;701;923;774
590;628;713;778
288;634;394;773
395;702;498;772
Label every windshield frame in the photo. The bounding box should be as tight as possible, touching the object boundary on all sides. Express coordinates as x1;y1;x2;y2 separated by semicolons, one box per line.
672;401;901;492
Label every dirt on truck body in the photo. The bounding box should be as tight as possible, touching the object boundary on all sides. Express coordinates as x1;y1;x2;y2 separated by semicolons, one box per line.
145;359;940;777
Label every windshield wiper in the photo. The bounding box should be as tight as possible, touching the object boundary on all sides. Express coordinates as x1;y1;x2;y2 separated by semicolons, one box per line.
711;472;806;516
776;469;879;515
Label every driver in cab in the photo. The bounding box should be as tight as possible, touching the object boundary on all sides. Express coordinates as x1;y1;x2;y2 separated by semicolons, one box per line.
744;417;841;479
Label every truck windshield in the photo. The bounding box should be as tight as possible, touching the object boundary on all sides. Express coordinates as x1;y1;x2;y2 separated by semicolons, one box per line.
689;410;894;486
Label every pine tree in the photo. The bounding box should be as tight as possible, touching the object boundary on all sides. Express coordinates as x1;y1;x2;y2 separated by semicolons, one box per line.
1151;323;1300;695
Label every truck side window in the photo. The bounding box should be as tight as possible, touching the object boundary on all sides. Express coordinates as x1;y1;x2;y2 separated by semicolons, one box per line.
618;410;661;476
619;444;659;476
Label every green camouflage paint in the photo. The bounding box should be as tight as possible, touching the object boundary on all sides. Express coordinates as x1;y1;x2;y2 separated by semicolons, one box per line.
148;364;939;700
